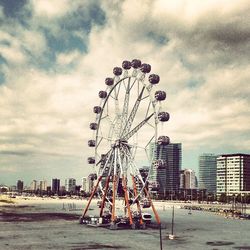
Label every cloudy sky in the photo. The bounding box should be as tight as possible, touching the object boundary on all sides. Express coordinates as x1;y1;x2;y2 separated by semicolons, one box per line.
0;0;249;186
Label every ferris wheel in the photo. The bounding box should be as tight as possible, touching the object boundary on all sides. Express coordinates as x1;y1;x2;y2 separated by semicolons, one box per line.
81;59;170;229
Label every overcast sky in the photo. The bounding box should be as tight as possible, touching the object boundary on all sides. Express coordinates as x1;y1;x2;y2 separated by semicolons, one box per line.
0;0;249;186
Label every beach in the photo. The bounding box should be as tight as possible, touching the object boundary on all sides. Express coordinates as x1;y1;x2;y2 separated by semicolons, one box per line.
1;196;250;250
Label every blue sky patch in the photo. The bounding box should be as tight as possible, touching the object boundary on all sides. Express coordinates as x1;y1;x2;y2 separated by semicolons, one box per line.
147;31;169;45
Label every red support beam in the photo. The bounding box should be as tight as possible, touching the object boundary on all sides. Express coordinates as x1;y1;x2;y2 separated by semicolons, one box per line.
81;176;102;218
99;175;110;217
144;187;161;224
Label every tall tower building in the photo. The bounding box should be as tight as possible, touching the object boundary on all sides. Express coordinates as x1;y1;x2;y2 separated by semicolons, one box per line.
150;142;182;196
51;179;60;193
39;180;47;191
81;177;87;192
65;178;76;192
180;169;196;189
199;154;217;194
217;153;250;196
30;180;38;191
17;180;24;192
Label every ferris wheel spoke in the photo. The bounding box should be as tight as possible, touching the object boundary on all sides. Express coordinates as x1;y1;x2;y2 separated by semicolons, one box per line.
123;112;154;141
96;136;103;148
119;78;131;136
97;135;115;144
141;95;149;101
124;148;147;202
95;148;112;166
129;77;137;91
146;121;155;129
145;100;152;119
121;85;146;137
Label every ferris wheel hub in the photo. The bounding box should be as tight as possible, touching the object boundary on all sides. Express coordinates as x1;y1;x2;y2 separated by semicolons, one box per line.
112;139;128;148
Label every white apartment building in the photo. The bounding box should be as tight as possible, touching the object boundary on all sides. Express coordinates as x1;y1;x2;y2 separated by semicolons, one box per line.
39;180;47;191
81;177;87;192
30;180;38;191
217;153;250;196
180;169;196;189
65;178;76;192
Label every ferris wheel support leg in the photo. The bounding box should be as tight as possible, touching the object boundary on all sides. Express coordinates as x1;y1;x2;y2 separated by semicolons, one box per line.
122;175;133;225
81;176;103;219
144;187;161;224
111;175;117;223
131;175;143;225
100;175;111;217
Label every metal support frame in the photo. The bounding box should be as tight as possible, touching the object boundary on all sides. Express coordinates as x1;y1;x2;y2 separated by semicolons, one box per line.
132;175;143;225
122;175;133;225
111;174;117;222
99;175;111;217
144;187;161;224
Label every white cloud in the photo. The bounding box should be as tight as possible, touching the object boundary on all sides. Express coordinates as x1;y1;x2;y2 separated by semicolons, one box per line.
31;0;71;18
0;0;249;184
56;50;82;65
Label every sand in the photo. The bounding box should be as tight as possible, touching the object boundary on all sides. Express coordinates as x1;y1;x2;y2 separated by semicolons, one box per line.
1;196;250;250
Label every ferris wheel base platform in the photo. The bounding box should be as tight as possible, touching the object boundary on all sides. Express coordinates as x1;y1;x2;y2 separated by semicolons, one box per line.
80;215;155;230
80;217;165;230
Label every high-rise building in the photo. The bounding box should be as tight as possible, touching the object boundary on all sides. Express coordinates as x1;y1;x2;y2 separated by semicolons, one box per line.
150;142;182;197
30;180;38;191
17;180;24;192
199;154;217;194
51;179;60;193
65;178;76;192
217;153;250;196
39;180;47;191
180;169;196;189
81;177;87;192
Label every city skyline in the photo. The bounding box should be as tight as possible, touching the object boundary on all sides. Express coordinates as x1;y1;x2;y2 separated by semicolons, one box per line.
1;1;249;185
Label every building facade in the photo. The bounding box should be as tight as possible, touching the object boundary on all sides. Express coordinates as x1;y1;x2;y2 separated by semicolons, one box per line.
30;180;38;191
51;178;60;193
17;180;24;192
65;178;76;193
150;143;182;197
199;154;217;194
217;153;250;196
39;180;47;191
81;177;87;192
180;169;196;189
